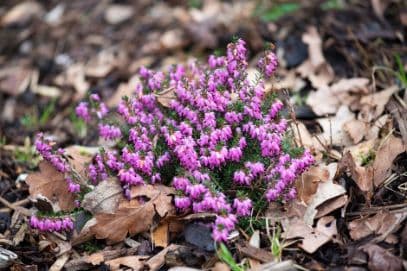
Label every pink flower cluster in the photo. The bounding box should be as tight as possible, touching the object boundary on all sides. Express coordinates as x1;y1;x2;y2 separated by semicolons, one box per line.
29;216;74;232
34;39;313;240
75;94;109;122
35;133;70;173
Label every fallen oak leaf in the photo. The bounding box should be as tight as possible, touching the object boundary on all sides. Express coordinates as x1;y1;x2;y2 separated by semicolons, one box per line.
26;146;93;212
343;119;369;144
348;210;407;241
373;135;405;187
26;161;76;211
316;105;355;147
302;163;346;225
338;152;374;200
300;216;338;254
282;216;338;254
91;185;175;244
360;85;399;121
362;244;403;271
82;177;123;215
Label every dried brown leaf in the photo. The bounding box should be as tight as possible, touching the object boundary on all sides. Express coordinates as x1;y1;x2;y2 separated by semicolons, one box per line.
373;135;405;187
106;256;147;271
338;152;374;198
303;163;346;225
315;194;348;219
360;85;399;121
104;5;134;25
145;244;180;271
306;85;340;115
152;222;169;248
343;119;369;144
282;216;338;254
26;146;92;211
300;216;338;254
331;77;370;94
26;161;76;211
85;252;104;265
316;105;355;147
362;244;403;271
1;1;44;26
82;178;122;215
296;165;329;204
348;210;407;241
0;66;32;96
156;87;176;107
91;185;175;243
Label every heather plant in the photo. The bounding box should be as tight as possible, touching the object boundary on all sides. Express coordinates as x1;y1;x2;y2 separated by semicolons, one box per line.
30;39;313;242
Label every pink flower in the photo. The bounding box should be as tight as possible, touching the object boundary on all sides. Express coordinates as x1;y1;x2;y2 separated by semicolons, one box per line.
174;196;191;209
75;102;91;122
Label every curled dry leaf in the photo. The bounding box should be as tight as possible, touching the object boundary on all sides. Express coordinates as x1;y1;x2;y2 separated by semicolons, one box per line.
91;185;175;243
360;85;399;121
316;105;355;147
1;1;44;26
0;66;32;96
307;77;370;116
362;244;403;271
343;119;369;144
85;49;128;78
152;222;169;248
26;146;92;211
104;4;134;25
373;135;405;187
282;216;338;254
307;85;340;115
348;210;407;241
156;87;176;107
298;26;334;89
296;165;329;204
82;178;123;214
302;163;347;225
26;161;76;212
330;77;370;94
145;244;180;271
338;152;374;199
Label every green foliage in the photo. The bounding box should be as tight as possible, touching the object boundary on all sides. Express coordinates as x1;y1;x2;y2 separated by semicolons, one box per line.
258;3;300;22
79;240;103;253
188;0;202;9
20;100;57;130
13;137;39;168
69;109;87;138
360;149;376;166
394;54;407;88
271;225;283;260
321;0;344;10
281;133;304;158
218;243;244;271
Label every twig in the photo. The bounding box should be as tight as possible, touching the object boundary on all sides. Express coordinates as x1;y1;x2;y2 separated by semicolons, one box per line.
0;198;30;213
0;196;32;216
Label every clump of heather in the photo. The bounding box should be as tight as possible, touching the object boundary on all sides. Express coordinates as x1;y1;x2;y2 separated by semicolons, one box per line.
31;39;313;242
30;216;74;232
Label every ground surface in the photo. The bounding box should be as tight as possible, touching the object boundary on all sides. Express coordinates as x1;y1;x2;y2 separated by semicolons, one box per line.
0;0;406;270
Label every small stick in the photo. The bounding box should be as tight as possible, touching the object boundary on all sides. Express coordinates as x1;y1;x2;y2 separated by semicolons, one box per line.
0;196;32;216
0;198;30;213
